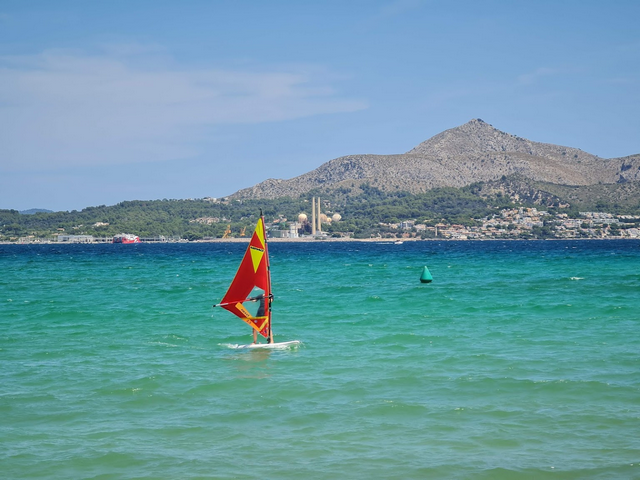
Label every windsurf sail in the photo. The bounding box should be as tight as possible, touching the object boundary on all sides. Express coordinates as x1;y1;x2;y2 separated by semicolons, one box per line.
215;215;273;339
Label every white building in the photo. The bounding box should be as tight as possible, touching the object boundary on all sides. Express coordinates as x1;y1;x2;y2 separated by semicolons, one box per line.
57;235;95;243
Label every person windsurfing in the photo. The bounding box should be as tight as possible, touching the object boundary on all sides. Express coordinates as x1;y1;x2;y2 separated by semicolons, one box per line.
248;293;272;344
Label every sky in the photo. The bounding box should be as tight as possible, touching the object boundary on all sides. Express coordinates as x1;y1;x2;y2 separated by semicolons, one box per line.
1;0;638;212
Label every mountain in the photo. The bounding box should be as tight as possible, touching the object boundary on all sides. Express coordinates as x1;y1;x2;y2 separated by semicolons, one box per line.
20;208;53;215
230;119;640;200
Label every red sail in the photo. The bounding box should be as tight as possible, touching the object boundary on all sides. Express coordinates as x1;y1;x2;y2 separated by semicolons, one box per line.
219;216;271;338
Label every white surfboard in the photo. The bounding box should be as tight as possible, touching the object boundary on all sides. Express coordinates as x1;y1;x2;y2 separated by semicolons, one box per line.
226;340;301;350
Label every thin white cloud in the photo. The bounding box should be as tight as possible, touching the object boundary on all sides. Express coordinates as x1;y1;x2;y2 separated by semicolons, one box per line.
604;77;637;85
517;67;559;85
376;0;423;20
0;48;367;171
359;0;424;30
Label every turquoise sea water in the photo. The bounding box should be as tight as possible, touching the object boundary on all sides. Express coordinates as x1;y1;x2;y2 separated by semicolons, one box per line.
1;240;639;479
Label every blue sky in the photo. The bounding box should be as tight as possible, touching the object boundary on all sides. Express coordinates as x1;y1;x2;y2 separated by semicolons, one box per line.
1;0;638;212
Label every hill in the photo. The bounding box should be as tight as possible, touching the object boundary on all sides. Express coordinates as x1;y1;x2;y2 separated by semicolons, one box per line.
230;119;640;200
2;119;640;242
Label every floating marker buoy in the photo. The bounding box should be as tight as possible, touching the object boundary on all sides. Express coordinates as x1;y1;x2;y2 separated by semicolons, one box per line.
420;266;433;283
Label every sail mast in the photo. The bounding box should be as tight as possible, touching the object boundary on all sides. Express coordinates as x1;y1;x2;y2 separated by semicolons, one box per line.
262;211;274;343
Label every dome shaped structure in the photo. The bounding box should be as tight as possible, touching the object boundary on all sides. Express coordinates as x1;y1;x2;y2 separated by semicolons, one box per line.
332;213;342;222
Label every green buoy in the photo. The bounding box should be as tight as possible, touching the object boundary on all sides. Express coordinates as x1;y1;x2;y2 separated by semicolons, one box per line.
420;266;433;283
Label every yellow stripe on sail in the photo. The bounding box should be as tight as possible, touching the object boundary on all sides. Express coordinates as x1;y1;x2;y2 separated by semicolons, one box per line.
235;302;251;318
255;218;265;247
235;302;269;332
250;246;264;273
255;316;269;332
239;315;269;332
249;218;266;273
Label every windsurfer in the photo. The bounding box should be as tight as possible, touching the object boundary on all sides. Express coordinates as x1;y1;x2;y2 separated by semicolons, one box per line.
248;294;271;344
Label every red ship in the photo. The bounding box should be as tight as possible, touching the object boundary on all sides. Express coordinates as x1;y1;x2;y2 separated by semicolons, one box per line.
112;233;140;244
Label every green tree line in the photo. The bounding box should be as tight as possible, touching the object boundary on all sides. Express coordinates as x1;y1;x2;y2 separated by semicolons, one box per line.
3;182;638;241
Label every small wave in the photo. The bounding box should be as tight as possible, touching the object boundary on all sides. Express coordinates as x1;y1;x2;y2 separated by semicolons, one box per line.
164;334;187;341
570;277;584;280
147;341;178;348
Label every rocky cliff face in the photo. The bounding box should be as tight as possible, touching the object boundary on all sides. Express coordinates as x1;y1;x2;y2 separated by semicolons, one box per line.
230;119;640;199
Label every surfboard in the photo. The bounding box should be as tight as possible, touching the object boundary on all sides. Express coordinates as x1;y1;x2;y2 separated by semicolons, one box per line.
227;340;301;350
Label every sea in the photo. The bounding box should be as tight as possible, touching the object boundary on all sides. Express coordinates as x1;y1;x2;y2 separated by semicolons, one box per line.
1;239;639;479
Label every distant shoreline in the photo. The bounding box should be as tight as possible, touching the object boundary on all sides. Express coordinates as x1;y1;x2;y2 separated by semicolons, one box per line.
1;237;633;245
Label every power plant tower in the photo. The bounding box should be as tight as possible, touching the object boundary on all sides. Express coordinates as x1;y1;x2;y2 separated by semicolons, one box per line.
310;197;323;236
311;197;323;235
311;197;316;235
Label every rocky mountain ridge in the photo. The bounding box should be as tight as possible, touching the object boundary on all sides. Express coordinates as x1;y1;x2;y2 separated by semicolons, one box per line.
230;119;640;200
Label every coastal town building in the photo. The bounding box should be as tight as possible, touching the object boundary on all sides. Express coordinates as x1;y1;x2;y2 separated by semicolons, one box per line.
4;208;640;243
57;234;95;243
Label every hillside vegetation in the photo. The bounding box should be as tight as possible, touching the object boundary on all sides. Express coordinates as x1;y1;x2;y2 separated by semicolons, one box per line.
3;178;640;241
